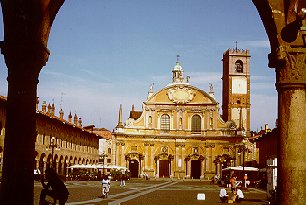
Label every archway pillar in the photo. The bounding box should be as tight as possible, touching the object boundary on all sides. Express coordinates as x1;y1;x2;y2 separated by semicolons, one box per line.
156;159;159;178
272;46;306;205
0;1;65;204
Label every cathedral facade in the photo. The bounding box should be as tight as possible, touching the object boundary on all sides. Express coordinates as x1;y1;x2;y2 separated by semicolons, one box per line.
113;49;255;179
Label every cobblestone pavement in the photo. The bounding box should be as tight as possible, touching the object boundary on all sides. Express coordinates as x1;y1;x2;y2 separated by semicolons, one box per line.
34;179;268;205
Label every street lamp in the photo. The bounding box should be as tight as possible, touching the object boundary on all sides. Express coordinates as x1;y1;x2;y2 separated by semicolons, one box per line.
46;136;60;168
100;151;108;177
237;138;248;188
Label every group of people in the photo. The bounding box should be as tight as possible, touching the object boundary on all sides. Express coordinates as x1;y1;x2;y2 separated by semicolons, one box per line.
219;175;245;203
219;187;244;203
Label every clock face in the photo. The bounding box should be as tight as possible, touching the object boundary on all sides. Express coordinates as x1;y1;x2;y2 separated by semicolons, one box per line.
232;77;247;94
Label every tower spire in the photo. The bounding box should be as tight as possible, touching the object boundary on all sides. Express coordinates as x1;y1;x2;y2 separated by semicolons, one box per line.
116;104;124;128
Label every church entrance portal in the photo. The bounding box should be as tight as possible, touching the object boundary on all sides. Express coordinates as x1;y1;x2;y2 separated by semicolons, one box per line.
129;159;139;178
159;160;169;178
191;160;201;179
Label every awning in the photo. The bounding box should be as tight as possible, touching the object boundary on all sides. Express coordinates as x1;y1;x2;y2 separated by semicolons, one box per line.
222;166;259;171
68;164;128;170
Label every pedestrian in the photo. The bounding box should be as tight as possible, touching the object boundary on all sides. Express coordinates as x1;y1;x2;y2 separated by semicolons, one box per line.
230;176;236;192
39;168;69;205
101;175;110;198
243;174;248;188
210;176;215;184
120;169;126;187
236;188;244;203
219;187;229;203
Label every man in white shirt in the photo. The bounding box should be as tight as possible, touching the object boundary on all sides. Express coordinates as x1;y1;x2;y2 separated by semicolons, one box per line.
101;175;110;198
219;188;228;203
236;188;244;203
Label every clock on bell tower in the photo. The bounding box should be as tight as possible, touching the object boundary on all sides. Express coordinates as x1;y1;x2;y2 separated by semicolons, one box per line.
222;48;251;135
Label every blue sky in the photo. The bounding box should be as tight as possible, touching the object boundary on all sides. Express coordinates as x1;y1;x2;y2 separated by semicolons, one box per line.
0;0;277;131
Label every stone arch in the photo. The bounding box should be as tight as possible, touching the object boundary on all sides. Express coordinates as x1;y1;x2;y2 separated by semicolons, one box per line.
53;154;58;171
235;60;243;73
46;154;52;170
58;155;64;175
39;153;46;173
73;157;77;164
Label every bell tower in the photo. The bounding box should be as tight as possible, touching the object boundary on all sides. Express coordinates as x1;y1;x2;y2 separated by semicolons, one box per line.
222;48;251;134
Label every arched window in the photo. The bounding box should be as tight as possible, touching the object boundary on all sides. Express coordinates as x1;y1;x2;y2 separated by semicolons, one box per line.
160;114;170;131
108;148;111;155
235;60;243;73
191;115;201;133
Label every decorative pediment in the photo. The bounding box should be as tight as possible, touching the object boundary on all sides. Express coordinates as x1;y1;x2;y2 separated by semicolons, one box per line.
167;86;195;104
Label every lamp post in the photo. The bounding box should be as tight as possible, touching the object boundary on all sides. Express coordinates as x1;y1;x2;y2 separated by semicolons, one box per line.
100;151;108;177
46;136;60;169
237;138;248;188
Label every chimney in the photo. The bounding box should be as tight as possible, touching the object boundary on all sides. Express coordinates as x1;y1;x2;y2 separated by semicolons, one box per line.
68;112;72;123
42;101;47;112
59;109;64;119
51;103;55;116
78;118;82;127
74;114;78;126
47;103;51;115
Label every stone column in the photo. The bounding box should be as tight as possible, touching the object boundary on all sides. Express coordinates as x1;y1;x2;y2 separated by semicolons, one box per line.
200;155;205;179
116;142;120;166
187;160;191;178
252;2;306;204
150;143;154;170
273;46;306;204
0;2;64;204
170;159;173;177
121;143;125;167
156;159;159;177
0;45;44;204
144;143;149;170
111;139;115;165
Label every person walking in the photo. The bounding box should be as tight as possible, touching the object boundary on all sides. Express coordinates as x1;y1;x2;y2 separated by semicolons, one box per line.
101;175;110;198
120;169;126;187
230;176;236;193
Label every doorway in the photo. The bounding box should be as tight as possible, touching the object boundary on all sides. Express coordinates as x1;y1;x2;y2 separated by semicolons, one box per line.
159;160;169;178
129;159;139;178
191;160;201;179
